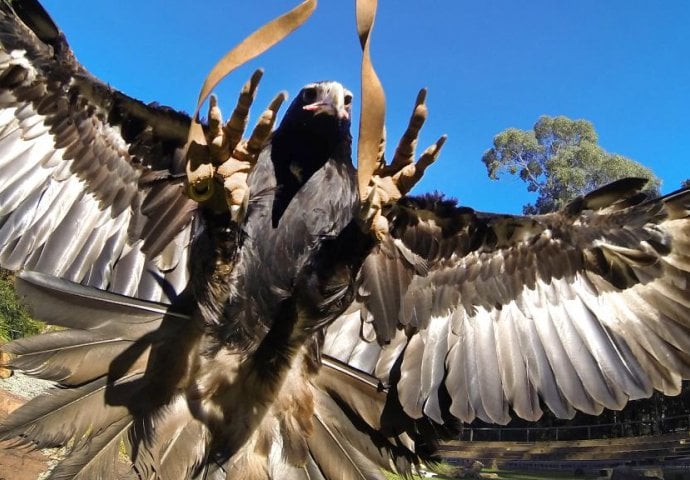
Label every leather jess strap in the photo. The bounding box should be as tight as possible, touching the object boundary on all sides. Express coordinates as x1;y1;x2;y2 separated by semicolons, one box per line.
185;0;386;203
185;0;317;195
355;0;385;200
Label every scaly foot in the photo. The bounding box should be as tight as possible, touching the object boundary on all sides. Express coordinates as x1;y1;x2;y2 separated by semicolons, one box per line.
361;89;446;239
186;69;286;221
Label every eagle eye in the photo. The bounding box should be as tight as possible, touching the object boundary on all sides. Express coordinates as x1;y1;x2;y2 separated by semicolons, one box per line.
302;87;317;104
344;93;353;106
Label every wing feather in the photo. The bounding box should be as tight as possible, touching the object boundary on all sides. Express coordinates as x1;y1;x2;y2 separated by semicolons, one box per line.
494;301;541;421
0;375;134;449
419;315;450;423
475;306;508;424
0;3;197;300
325;184;690;427
49;415;134;480
397;332;425;419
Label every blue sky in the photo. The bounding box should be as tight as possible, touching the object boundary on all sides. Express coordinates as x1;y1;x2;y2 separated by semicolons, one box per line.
41;1;690;214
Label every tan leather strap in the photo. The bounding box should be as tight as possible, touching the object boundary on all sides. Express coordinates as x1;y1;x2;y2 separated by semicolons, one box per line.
186;0;385;205
185;0;317;194
355;0;386;200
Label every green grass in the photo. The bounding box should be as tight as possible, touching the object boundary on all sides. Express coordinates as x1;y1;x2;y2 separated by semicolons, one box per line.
483;470;597;480
384;466;597;480
0;268;43;342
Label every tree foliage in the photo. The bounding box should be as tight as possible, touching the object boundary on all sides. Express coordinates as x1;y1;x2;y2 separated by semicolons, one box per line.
482;115;660;214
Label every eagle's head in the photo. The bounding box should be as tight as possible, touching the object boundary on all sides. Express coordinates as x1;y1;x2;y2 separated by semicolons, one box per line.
279;81;353;139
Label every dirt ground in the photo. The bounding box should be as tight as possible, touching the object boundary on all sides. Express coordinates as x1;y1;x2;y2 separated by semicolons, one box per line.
0;388;134;480
0;389;51;480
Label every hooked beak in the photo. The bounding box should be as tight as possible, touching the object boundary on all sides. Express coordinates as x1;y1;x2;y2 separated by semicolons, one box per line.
301;82;352;121
303;101;350;120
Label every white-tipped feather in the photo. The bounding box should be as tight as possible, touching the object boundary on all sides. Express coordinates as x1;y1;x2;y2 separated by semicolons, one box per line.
419;315;450;424
446;337;475;423
397;333;425;419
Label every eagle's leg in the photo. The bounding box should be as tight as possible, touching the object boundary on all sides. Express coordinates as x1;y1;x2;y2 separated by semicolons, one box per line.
360;89;446;239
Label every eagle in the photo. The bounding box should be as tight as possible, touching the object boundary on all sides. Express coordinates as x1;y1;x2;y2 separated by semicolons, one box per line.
1;1;690;480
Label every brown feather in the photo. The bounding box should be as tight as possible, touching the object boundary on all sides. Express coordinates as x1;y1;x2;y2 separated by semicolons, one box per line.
49;415;133;480
0;4;196;300
0;375;136;449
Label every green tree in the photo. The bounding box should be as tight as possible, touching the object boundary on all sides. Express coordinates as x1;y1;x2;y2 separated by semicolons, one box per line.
482;115;660;214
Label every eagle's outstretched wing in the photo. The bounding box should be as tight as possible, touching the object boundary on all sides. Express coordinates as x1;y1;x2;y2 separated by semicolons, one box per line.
3;1;690;480
0;0;197;301
325;177;690;425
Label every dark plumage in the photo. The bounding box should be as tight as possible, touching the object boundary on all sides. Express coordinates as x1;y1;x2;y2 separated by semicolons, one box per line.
234;81;359;336
0;0;194;300
2;2;690;480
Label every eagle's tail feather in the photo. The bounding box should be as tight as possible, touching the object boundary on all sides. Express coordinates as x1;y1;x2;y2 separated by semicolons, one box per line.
0;271;209;480
1;272;445;480
131;395;211;480
307;393;387;480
